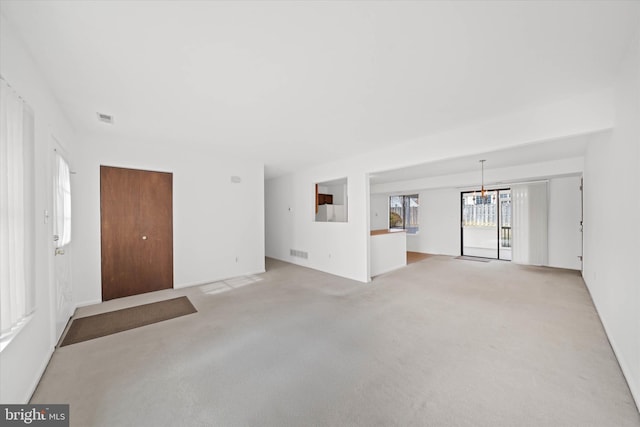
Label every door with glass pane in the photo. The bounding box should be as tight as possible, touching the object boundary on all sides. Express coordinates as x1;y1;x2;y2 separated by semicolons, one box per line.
52;141;74;343
461;189;511;260
497;190;512;260
461;190;498;258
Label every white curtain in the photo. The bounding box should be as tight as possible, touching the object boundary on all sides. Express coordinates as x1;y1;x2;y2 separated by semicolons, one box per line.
511;182;548;266
53;152;71;248
0;79;35;340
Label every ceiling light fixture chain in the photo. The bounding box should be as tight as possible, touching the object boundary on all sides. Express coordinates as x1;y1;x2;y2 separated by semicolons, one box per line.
480;159;486;197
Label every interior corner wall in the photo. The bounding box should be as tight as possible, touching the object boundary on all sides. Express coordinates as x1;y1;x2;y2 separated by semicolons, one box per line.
265;173;294;262
72;134;266;306
583;30;640;410
0;14;77;403
265;168;370;283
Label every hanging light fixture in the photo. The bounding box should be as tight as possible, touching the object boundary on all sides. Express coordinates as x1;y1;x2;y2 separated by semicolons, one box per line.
480;159;486;198
474;159;491;204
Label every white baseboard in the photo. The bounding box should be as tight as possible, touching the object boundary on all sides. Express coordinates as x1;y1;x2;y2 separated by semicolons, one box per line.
25;345;54;404
74;299;102;308
582;275;640;413
598;313;640;412
371;264;406;278
175;270;267;290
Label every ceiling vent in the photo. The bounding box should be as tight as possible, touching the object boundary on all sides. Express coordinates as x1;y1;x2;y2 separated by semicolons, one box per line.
97;112;113;124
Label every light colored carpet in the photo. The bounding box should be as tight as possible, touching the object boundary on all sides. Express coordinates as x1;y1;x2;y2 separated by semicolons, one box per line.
31;257;640;426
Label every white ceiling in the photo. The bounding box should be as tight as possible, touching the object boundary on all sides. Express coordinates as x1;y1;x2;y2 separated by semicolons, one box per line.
369;133;590;184
1;1;638;178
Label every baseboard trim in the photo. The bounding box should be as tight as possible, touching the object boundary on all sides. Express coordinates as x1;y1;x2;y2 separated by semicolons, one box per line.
371;264;407;278
582;274;640;414
26;345;55;404
597;310;639;413
75;299;102;308
175;270;267;289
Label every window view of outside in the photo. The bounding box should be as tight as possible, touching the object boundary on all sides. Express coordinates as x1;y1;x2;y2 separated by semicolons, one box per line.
389;194;419;234
461;191;498;258
461;190;512;260
462;192;497;226
499;191;512;250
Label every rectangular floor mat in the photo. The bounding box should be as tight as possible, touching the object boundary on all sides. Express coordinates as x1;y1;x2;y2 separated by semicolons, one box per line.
60;296;197;346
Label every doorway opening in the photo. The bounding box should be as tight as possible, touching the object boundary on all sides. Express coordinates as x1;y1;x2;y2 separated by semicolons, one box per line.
461;189;511;260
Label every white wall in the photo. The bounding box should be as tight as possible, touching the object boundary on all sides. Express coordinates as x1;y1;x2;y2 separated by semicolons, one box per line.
266;170;370;282
370;232;407;276
407;189;460;256
369;193;388;230
583;30;640;408
0;14;77;403
72;134;265;306
265;173;294;262
548;176;582;270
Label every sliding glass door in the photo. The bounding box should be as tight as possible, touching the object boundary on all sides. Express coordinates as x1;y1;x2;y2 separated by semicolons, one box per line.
461;189;511;260
498;190;512;260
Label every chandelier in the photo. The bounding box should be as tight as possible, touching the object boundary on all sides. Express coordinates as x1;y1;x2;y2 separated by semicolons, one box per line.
473;159;491;204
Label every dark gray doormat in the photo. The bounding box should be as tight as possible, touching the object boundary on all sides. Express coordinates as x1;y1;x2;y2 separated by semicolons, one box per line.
455;256;491;262
61;296;197;346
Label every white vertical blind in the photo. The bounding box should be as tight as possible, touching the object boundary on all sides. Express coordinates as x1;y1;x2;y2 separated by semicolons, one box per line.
0;78;35;343
512;182;549;266
53;152;71;248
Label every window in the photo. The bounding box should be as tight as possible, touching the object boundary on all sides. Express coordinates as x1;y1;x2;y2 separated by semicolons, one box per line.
53;152;72;248
389;194;419;233
0;78;36;351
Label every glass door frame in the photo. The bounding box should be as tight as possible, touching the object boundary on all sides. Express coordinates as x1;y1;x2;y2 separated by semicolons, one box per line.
460;188;511;260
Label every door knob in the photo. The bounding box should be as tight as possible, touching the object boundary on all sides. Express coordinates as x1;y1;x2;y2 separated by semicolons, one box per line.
142;235;148;240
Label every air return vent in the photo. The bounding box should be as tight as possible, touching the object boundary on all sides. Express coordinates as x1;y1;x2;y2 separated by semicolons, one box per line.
290;249;308;259
97;112;114;124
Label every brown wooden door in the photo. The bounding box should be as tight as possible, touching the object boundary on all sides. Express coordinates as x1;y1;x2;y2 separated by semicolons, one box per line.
100;166;173;300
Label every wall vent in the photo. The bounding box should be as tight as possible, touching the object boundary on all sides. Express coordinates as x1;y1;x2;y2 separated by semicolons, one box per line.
97;112;114;124
290;249;308;259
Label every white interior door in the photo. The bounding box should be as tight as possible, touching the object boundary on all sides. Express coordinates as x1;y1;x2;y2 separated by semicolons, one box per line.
52;140;73;342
